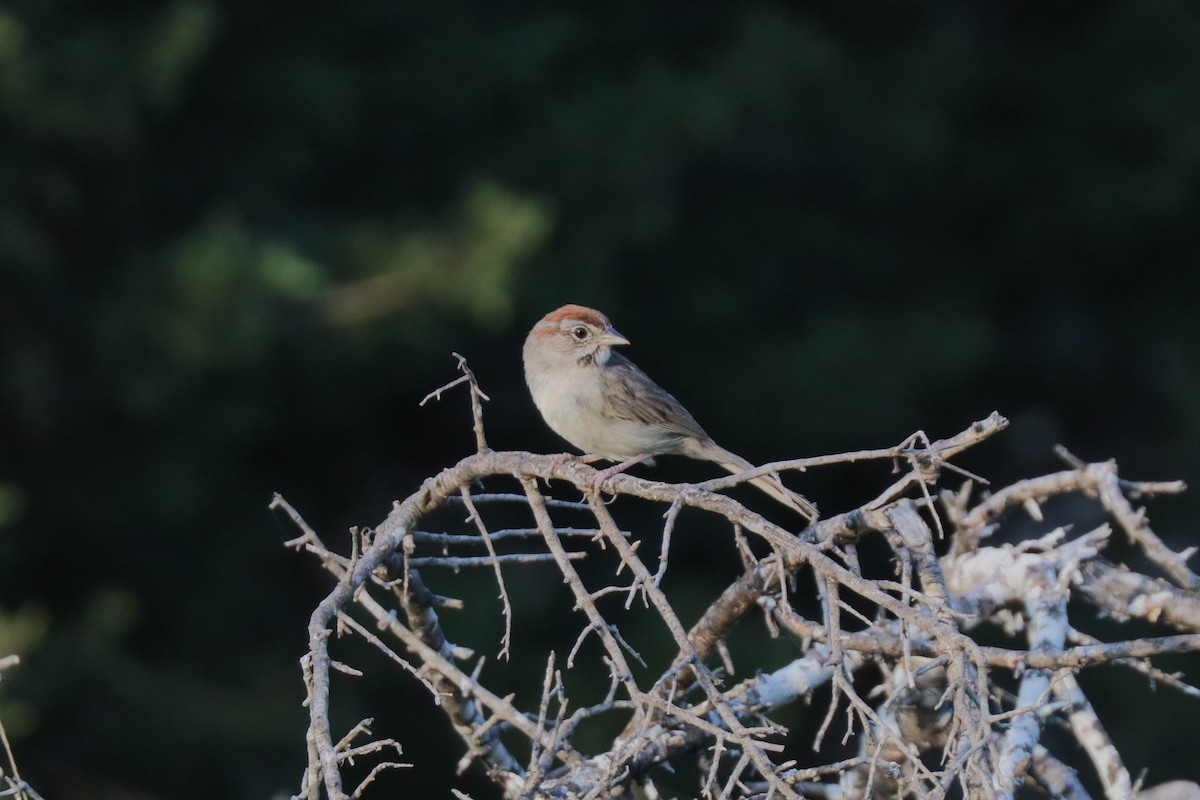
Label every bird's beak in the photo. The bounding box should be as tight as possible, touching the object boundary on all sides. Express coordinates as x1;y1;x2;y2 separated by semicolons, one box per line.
599;327;630;347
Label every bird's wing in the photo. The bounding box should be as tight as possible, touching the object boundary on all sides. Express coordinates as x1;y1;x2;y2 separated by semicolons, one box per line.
600;352;711;440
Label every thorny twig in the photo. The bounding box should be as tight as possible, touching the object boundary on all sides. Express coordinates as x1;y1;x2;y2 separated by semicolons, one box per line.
0;657;45;800
283;357;1200;800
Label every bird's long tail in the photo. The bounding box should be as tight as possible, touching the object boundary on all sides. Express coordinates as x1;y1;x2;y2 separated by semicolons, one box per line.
687;439;817;521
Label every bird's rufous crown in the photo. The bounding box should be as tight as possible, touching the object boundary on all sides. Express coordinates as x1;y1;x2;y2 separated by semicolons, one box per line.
540;304;612;329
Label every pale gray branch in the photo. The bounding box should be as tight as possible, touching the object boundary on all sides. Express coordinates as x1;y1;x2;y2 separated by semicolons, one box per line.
282;373;1198;800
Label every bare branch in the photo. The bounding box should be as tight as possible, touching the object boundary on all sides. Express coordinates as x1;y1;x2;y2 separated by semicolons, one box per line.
283;386;1199;800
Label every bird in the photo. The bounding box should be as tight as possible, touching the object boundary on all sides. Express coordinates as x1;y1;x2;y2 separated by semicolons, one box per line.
522;304;816;520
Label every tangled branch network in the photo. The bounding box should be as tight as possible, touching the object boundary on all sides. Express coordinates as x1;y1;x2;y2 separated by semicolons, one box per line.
280;355;1200;800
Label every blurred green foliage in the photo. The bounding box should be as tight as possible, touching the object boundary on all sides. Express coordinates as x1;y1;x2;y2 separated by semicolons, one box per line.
1;1;1199;797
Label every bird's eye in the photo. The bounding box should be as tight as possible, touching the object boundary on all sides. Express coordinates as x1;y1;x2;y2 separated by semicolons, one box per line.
570;326;589;341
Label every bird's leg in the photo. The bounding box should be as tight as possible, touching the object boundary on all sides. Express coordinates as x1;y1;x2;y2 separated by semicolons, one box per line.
544;453;627;497
591;453;652;493
545;452;610;475
546;452;586;471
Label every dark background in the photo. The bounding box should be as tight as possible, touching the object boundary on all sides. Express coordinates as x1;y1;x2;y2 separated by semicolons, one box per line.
2;1;1199;797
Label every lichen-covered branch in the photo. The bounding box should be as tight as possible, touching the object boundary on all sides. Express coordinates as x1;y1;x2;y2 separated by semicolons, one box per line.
281;360;1200;800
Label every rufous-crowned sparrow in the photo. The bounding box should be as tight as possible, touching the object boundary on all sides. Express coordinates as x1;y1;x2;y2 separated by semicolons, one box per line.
523;304;815;520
